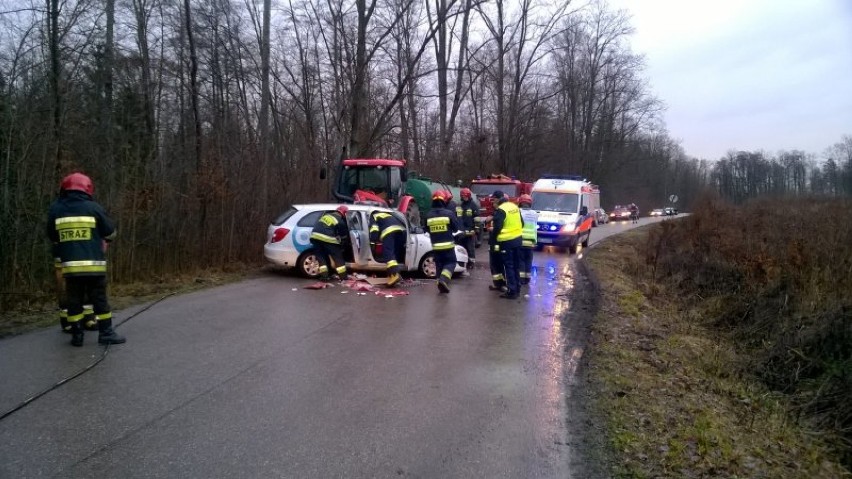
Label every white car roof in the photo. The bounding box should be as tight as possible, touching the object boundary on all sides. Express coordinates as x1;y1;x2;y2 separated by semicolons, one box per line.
292;203;397;214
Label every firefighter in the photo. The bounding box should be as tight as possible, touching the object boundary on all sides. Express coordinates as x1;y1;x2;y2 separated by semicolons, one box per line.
487;192;506;293
491;190;523;299
456;188;479;267
426;190;460;294
518;194;538;285
46;172;125;347
368;209;407;287
310;205;351;281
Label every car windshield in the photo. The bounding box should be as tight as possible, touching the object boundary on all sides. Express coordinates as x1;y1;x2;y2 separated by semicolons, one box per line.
470;183;518;197
531;192;579;212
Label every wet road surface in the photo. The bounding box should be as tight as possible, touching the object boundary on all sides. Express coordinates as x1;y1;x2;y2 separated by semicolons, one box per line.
0;217;667;477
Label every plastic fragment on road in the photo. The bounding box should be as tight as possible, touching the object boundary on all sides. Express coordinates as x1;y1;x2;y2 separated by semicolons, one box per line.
304;282;333;289
291;288;298;291
376;290;410;297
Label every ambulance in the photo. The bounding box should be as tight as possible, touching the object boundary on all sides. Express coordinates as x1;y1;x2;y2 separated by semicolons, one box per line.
530;175;599;253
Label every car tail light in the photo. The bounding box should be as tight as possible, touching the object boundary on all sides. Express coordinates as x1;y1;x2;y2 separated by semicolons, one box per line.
270;227;290;243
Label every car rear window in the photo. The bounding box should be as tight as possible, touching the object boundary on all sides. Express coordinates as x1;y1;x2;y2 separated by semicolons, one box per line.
297;210;327;227
272;207;297;226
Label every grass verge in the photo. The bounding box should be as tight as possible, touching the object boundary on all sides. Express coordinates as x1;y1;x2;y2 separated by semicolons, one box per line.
584;224;849;478
0;263;261;338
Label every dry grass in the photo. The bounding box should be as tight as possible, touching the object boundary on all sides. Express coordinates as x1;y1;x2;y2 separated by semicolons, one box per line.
585;196;852;478
0;263;260;338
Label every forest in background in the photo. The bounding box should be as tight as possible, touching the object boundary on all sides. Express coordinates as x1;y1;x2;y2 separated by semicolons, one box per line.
1;0;851;310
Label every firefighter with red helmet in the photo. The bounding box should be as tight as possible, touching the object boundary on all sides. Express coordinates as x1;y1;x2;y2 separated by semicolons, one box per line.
46;172;125;347
518;194;538;285
456;188;479;267
425;190;461;294
310;205;351;281
368;208;407;287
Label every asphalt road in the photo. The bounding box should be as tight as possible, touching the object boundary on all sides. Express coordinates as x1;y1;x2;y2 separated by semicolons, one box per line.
0;216;670;478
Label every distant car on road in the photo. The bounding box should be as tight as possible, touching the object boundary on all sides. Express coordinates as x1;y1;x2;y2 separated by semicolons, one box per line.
593;207;609;226
264;203;469;278
649;208;665;217
664;207;679;216
608;205;633;222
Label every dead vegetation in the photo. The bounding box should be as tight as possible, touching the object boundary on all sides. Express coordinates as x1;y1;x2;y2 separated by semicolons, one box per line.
585;195;852;478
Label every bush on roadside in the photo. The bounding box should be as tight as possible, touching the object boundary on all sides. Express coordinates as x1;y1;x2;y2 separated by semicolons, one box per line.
645;194;852;467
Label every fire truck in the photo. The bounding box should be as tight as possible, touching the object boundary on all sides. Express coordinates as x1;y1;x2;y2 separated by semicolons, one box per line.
468;174;533;234
530;175;599;254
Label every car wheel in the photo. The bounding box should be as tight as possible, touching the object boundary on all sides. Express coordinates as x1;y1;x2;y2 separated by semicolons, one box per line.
418;252;437;279
297;250;323;278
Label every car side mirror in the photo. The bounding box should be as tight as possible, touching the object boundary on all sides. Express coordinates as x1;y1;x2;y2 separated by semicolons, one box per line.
580;206;588;216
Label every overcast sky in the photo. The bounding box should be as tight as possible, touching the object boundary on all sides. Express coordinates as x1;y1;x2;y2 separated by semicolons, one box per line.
607;0;852;161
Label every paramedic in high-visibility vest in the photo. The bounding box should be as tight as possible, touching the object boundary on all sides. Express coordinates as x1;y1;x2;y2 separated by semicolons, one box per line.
490;190;523;299
518;194;537;285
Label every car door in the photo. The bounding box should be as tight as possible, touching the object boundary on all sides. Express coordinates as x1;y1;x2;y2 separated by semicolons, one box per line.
389;210;416;270
347;210;371;265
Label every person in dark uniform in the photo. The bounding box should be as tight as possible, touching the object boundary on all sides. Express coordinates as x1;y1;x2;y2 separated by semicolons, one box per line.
46;172;125;347
456;188;479;267
487;191;507;293
368;209;407;287
425;190;460;294
490;191;523;299
310;205;351;281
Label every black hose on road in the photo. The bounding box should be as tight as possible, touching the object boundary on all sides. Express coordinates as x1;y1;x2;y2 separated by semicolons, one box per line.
0;293;175;422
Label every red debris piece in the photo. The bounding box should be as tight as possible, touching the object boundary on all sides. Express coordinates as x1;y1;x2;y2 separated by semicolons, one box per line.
376;290;410;297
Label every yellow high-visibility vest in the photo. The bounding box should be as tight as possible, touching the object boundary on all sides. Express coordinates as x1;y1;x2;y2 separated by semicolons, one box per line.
496;202;522;242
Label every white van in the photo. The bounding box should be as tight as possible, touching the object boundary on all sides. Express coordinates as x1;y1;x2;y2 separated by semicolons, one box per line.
530;175;599;253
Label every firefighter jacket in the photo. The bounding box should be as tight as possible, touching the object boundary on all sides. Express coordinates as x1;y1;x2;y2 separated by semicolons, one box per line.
425;206;459;251
46;190;116;277
520;207;538;248
492;200;523;247
456;199;479;235
368;211;406;248
310;211;349;244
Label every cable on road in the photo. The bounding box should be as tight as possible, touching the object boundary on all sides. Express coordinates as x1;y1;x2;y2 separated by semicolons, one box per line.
0;293;175;422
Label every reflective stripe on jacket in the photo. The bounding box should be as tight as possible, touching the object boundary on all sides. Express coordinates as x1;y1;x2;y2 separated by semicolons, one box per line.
520;208;538;247
46;190;115;277
425;207;457;251
495;202;522;243
311;212;347;244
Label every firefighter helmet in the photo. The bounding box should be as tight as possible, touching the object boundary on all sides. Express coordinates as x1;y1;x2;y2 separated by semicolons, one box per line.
460;188;472;200
336;205;349;215
518;194;532;207
60;173;94;196
432;190;448;204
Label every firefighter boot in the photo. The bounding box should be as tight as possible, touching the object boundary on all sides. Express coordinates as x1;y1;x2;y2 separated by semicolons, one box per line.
437;279;450;294
97;319;126;345
386;272;401;288
70;321;84;347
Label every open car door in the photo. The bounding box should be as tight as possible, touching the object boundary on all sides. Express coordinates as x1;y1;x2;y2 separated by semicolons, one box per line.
346;210;372;265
